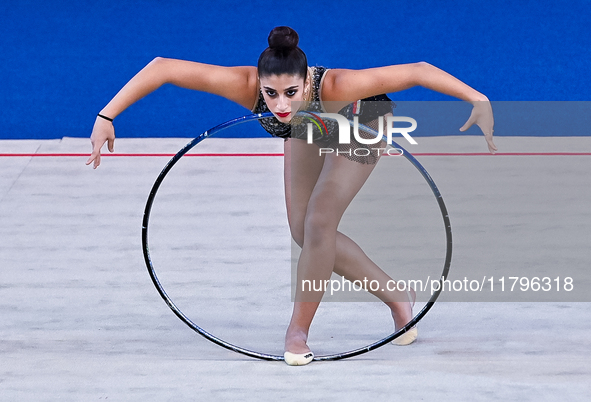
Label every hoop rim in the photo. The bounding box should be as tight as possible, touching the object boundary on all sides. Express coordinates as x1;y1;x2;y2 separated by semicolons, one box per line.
141;112;452;361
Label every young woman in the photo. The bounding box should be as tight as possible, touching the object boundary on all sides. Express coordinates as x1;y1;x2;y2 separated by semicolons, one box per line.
87;26;496;366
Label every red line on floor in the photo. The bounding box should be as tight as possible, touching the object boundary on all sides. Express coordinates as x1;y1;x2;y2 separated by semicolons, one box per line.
2;152;591;158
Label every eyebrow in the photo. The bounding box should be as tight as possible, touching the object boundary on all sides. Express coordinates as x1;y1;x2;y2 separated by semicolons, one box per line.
263;85;300;91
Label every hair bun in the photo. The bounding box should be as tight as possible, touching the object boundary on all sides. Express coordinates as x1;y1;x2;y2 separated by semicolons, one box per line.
268;26;299;51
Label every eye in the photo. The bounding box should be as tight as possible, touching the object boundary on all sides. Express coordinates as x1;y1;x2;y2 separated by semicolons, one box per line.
286;89;298;97
265;90;277;97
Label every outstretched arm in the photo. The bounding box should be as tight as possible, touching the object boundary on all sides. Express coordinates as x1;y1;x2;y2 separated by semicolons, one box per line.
322;62;497;153
87;58;259;168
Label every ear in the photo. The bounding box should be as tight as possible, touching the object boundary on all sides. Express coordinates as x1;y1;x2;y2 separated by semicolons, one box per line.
303;75;310;93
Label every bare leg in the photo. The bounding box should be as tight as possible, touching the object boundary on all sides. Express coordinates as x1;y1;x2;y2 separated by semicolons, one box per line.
284;139;414;355
333;232;415;332
283;139;324;354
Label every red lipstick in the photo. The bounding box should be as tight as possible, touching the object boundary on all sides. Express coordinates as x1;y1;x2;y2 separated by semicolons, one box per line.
276;112;290;118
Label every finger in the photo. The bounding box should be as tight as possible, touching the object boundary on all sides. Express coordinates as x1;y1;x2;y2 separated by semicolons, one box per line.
485;133;497;154
86;140;103;167
459;116;475;132
86;147;98;165
107;136;115;153
86;152;100;168
93;153;101;169
487;139;498;154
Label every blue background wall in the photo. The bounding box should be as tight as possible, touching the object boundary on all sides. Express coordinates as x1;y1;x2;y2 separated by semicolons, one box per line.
1;0;590;139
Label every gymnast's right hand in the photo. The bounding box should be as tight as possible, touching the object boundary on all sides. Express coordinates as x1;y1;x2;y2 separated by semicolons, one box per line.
86;115;116;169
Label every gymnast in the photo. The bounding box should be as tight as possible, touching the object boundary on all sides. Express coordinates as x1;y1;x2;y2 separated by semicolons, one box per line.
87;26;496;365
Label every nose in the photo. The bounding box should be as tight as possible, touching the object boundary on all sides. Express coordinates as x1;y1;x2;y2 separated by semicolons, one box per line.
277;95;290;111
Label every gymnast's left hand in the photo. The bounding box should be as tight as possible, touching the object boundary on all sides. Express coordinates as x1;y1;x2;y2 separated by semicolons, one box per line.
459;99;497;154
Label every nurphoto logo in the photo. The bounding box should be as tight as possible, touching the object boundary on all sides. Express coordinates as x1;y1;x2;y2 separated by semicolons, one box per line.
306;113;418;157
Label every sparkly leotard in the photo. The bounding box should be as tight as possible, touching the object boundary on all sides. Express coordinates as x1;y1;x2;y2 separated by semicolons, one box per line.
252;66;395;164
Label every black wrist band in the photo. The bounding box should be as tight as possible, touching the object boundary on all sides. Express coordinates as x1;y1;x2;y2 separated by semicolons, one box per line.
97;113;114;122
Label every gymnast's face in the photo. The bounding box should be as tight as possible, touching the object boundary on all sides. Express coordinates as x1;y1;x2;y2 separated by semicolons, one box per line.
259;74;307;123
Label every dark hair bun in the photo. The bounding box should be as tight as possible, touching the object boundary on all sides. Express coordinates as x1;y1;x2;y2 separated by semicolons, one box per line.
258;26;307;78
268;26;299;51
